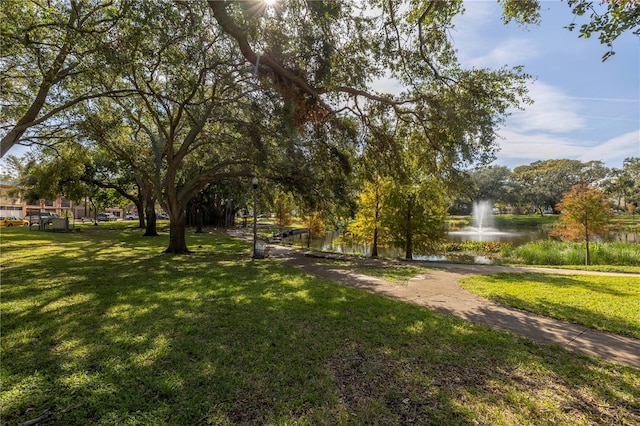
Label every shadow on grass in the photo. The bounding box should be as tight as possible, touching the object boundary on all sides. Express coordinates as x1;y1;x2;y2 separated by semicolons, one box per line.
478;272;636;297
464;273;640;338
492;294;640;339
2;228;639;424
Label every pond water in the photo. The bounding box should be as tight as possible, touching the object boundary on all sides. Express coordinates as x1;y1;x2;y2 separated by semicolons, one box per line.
281;230;538;260
280;223;638;260
282;232;409;258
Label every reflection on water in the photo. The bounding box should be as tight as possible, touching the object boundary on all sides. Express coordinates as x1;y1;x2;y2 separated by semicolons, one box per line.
281;226;638;260
616;232;640;244
283;228;541;257
282;232;399;258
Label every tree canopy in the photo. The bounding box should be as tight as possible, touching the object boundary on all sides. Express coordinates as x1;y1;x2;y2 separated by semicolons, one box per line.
3;0;637;157
0;0;131;157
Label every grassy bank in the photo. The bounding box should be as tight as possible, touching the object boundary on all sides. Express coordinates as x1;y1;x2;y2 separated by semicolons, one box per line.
493;213;559;228
460;273;640;338
611;213;640;234
447;213;559;230
2;227;639;425
501;240;640;267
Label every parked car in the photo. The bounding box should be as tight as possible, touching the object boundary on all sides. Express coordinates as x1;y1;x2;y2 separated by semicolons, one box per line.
0;216;29;227
97;212;117;222
157;212;169;220
125;213;139;220
27;212;59;224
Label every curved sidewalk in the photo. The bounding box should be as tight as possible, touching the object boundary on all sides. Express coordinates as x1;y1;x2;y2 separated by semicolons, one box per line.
269;245;640;369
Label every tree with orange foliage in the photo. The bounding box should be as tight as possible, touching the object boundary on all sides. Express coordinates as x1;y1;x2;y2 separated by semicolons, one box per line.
552;184;613;265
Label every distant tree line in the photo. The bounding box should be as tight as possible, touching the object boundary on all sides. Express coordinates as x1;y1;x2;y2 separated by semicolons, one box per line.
456;158;640;217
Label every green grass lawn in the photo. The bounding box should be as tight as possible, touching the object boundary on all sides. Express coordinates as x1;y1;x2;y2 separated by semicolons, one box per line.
460;273;640;339
2;227;639;425
493;213;559;228
520;264;640;274
69;219;169;230
446;213;559;231
611;213;640;233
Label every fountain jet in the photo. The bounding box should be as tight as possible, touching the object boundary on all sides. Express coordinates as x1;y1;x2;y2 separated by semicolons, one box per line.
448;200;515;242
470;200;495;232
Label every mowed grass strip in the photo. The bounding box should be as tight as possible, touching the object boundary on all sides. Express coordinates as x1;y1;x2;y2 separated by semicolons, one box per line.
460;273;640;338
1;227;639;425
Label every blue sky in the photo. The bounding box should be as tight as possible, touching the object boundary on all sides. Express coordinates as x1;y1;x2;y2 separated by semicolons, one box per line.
452;1;639;170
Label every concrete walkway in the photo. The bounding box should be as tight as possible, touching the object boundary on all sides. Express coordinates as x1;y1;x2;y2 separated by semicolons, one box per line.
268;245;640;369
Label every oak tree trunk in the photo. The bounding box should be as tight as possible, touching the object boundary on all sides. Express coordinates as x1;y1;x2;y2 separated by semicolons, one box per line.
372;194;380;258
134;199;146;229
143;191;158;236
165;215;191;254
405;198;413;260
372;226;379;258
144;212;158;237
585;213;590;266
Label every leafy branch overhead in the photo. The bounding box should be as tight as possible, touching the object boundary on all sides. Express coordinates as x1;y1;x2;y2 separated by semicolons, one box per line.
207;0;530;156
565;0;640;61
2;0;636;158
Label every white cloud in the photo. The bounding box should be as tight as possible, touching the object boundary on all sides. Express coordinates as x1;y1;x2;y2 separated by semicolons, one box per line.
566;96;640;103
371;72;403;96
465;38;539;69
452;2;539;69
495;128;640;169
453;1;496;33
447;1;638;170
578;130;640;163
497;128;584;160
507;81;586;133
